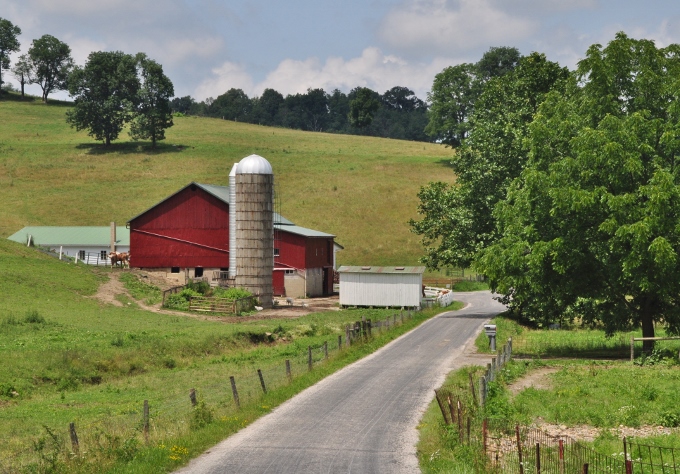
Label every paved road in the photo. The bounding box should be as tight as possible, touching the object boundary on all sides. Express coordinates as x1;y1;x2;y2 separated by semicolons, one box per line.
176;291;505;474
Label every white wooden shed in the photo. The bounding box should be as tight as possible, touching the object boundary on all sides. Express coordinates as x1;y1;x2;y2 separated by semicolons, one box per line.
338;266;425;308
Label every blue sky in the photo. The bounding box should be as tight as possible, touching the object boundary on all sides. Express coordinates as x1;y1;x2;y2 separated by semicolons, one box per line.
2;0;679;101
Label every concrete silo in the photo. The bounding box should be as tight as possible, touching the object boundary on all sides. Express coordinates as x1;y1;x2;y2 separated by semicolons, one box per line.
234;154;274;308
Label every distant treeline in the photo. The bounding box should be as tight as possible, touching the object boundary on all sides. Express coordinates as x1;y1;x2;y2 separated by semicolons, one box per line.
170;86;431;142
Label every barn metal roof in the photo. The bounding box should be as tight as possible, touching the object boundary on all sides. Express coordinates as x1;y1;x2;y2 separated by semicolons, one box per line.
337;266;425;274
127;182;295;226
7;226;130;246
276;224;335;238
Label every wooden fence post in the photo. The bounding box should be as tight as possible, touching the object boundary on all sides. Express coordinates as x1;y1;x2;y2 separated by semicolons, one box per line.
434;389;450;425
469;372;477;406
285;359;292;381
367;319;372;337
516;425;524;474
536;442;541;474
630;337;635;362
559;439;564;474
189;388;197;407
323;341;328;359
457;399;463;442
345;325;350;346
447;396;455;425
582;463;588;474
479;377;486;406
69;422;79;454
308;346;313;371
257;369;267;394
483;419;488;454
230;376;240;409
143;400;149;444
338;335;342;350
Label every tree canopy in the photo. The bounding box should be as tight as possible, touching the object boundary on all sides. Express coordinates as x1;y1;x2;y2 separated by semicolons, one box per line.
27;34;73;102
477;33;680;343
425;46;522;147
411;53;568;269
67;51;140;146
0;17;21;91
129;54;174;148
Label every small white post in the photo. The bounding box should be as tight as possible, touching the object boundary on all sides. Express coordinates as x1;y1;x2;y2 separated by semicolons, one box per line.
27;235;32;247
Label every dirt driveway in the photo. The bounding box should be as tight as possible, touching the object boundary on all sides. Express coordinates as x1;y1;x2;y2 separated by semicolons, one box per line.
91;269;340;322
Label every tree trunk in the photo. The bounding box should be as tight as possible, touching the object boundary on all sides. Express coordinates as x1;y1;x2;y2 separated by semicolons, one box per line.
20;80;24;97
641;295;656;353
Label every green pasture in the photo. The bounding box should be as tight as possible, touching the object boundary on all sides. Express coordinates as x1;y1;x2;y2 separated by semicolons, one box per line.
0;237;454;472
0;92;454;267
418;311;680;473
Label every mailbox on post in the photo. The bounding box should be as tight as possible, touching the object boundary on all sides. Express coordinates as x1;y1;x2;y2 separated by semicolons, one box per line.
484;324;497;351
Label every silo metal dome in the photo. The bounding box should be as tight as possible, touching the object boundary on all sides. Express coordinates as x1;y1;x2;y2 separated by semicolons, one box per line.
236;154;273;175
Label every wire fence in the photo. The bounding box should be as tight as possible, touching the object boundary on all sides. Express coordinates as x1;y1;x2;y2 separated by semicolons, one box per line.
0;310;417;473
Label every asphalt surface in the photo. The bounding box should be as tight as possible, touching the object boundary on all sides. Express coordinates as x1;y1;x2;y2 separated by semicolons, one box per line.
175;291;506;474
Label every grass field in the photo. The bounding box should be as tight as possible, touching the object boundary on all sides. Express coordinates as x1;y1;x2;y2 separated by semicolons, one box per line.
0;92;454;267
417;312;680;473
0;236;457;472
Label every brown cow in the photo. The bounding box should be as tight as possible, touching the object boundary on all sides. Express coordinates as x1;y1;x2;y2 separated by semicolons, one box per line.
109;251;129;269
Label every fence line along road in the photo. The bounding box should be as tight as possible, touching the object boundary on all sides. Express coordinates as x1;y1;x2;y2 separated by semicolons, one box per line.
175;291;506;474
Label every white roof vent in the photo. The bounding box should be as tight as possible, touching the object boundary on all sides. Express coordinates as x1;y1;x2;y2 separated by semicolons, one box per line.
236;154;273;175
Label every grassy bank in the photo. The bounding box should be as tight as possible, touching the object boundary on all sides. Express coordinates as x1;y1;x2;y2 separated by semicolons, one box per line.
0;93;454;267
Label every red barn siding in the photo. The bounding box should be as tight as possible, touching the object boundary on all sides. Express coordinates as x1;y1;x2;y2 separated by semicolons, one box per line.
305;238;333;268
130;185;230;268
276;231;306;269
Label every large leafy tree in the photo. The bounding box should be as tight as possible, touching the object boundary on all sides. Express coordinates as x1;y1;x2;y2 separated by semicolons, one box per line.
424;63;479;147
348;87;380;128
478;33;680;346
211;88;253;122
476;46;521;81
411;53;568;269
0;17;21;91
129;54;174;148
11;54;32;97
426;47;522;147
27;34;73;102
67;51;140;146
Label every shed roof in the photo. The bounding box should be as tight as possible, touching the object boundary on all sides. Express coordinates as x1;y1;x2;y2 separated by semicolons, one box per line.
7;226;130;246
127;182;295;225
337;266;425;274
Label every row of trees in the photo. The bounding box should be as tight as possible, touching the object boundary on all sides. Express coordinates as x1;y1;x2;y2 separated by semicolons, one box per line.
171;85;430;141
0;18;174;147
411;33;680;345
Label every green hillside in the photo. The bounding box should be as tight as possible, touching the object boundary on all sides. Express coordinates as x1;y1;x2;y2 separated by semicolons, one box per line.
0;93;454;266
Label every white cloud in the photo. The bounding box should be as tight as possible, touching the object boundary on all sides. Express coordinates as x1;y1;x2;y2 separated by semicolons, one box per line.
194;47;462;101
194;62;255;100
378;0;537;57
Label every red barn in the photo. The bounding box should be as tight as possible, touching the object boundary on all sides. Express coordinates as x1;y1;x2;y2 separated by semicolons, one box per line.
127;182;339;297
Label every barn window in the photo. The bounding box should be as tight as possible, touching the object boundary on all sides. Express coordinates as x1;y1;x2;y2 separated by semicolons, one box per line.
100;250;108;260
285;269;295;275
195;268;204;278
78;250;86;260
274;248;280;257
171;267;180;273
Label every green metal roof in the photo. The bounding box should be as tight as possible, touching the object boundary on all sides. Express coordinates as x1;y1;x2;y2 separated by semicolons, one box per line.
7;227;130;246
127;182;295;226
337;266;425;274
276;224;335;238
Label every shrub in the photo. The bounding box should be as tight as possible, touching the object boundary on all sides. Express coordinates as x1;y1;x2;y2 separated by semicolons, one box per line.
24;310;46;324
190;401;214;430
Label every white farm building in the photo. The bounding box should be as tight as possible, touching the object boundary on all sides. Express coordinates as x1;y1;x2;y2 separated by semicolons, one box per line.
338;266;425;309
